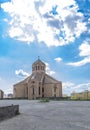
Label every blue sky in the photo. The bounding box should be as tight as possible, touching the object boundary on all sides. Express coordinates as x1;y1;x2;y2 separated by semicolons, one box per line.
0;0;90;95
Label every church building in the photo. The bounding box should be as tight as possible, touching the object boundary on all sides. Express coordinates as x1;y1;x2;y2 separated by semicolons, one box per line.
13;59;62;99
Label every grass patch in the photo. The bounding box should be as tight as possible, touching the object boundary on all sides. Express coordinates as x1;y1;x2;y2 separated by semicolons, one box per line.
40;98;50;103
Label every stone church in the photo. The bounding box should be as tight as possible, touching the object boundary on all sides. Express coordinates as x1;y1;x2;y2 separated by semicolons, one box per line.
13;59;62;99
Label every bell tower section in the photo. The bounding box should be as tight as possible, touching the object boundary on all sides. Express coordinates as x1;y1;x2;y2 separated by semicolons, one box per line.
32;58;46;73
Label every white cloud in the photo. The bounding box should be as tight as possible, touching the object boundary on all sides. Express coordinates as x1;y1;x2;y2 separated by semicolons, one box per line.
1;0;87;46
9;27;23;38
15;69;29;77
79;41;90;57
68;56;90;66
45;62;55;75
0;77;14;94
0;77;2;81
54;57;62;62
63;81;90;95
4;88;13;94
63;81;75;88
67;41;90;66
62;81;75;95
75;83;90;91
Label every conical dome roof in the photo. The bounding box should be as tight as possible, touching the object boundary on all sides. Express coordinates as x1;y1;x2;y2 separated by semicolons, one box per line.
32;58;46;73
32;59;45;66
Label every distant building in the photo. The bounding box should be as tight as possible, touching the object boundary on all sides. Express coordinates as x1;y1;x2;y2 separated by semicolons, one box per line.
7;93;13;98
13;59;62;99
71;90;90;100
0;89;4;99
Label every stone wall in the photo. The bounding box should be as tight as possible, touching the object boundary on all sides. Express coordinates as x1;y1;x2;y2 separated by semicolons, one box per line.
0;105;19;121
13;84;26;98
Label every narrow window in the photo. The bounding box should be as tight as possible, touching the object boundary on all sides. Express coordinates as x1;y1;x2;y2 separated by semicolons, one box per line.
54;87;56;93
42;87;44;97
14;88;16;92
54;94;56;97
54;85;57;93
36;66;37;70
42;87;44;93
33;88;34;95
39;86;40;95
38;66;39;70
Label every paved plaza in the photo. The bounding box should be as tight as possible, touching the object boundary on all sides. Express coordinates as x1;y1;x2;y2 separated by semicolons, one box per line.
0;100;90;130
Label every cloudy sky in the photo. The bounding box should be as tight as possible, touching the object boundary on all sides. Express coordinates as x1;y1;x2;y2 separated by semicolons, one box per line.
0;0;90;95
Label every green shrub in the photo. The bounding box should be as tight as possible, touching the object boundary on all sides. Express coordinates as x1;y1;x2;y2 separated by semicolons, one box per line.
40;98;50;102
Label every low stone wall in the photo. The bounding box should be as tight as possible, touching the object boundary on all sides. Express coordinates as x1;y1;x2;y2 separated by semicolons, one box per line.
0;105;19;121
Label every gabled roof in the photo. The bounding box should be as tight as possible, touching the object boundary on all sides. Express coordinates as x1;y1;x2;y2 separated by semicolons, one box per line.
14;71;61;87
14;75;31;86
44;73;61;84
14;72;44;86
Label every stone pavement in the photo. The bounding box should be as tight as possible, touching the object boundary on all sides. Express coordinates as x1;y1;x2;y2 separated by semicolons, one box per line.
0;100;90;130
